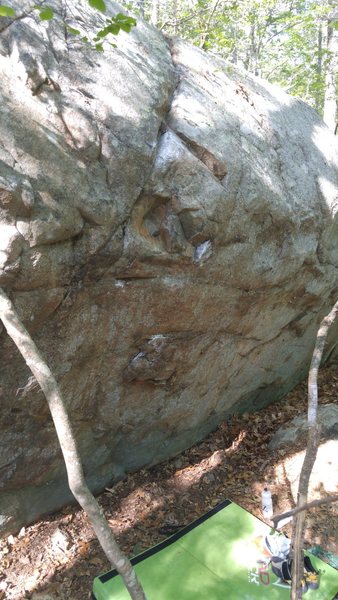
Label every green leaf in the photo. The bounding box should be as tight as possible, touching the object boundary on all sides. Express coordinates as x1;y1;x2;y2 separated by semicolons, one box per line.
96;26;109;37
119;22;132;32
114;13;136;27
66;25;81;35
88;0;106;13
107;23;120;34
81;36;89;42
35;6;54;20
95;42;104;51
97;23;120;37
0;5;15;17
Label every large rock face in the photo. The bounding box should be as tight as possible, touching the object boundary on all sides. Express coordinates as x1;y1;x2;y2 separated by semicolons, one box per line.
0;1;337;535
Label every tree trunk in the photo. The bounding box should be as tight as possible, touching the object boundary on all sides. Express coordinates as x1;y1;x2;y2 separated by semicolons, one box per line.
315;23;323;112
249;21;259;75
199;0;221;50
150;0;159;26
0;288;147;600
172;0;178;35
290;428;320;600
323;7;338;130
135;0;145;18
290;300;338;600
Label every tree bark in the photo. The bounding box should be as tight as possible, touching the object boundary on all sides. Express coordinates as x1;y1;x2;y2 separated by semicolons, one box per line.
0;288;147;600
290;428;320;600
315;23;323;112
323;6;338;130
150;0;159;26
290;300;338;600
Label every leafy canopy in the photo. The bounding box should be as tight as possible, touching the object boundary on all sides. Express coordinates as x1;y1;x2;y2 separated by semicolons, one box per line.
121;0;336;117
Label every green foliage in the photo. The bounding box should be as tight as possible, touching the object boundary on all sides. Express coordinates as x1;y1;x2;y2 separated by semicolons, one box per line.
0;4;15;16
88;0;107;13
0;0;335;116
34;5;54;20
0;1;136;50
66;25;82;36
120;0;335;116
94;13;136;39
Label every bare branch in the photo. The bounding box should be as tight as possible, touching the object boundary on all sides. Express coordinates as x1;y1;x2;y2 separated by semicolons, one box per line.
159;8;209;32
0;1;43;33
0;10;32;33
272;494;338;528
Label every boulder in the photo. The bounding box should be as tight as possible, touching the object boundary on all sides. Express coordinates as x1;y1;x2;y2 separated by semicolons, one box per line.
0;0;337;535
269;404;338;450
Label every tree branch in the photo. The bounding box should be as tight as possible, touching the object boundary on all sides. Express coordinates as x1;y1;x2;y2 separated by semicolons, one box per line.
0;10;32;33
272;494;338;527
0;287;147;600
159;8;209;31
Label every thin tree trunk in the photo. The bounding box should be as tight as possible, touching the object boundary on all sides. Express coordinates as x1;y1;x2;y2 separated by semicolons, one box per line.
172;0;177;35
244;19;258;73
137;0;145;19
290;430;320;600
0;288;147;600
249;21;259;75
150;0;159;26
315;23;323;112
290;300;338;600
199;0;221;50
323;7;338;130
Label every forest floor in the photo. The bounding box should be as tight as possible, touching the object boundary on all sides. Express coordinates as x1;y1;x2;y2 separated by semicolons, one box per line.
0;362;337;600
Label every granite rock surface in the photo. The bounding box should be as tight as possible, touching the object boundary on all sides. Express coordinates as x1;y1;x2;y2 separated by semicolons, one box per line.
0;0;337;534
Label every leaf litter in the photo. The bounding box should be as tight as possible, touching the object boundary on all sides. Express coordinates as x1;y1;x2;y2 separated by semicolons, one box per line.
0;363;337;599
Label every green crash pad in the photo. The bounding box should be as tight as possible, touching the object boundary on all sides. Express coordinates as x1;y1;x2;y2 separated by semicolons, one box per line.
92;500;338;599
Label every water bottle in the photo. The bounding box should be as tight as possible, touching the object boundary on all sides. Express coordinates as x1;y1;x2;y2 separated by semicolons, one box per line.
261;487;273;519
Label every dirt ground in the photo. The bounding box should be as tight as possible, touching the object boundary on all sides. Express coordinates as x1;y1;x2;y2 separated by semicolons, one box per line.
0;363;337;600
